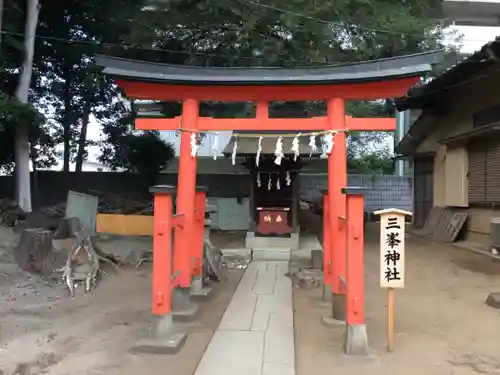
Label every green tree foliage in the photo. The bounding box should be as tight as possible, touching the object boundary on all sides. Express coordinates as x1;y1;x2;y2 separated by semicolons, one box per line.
0;0;459;178
99;112;174;183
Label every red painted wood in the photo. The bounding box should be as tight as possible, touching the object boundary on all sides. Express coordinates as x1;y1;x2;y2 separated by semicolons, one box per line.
174;99;199;288
257;209;292;234
327;98;347;295
135;116;396;132
345;194;365;325
323;194;332;286
117;77;419;102
152;192;173;315
193;191;206;277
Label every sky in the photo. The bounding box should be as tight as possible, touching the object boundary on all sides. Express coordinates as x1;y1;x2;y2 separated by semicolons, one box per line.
82;25;500;164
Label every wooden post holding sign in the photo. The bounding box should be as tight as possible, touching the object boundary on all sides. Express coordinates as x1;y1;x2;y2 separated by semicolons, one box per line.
373;208;412;353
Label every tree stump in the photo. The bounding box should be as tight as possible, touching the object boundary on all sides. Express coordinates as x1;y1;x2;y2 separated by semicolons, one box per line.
14;228;54;275
53;217;81;239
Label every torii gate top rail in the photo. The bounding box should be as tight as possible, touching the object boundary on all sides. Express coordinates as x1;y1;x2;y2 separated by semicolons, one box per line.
94;49;443;356
94;50;444;102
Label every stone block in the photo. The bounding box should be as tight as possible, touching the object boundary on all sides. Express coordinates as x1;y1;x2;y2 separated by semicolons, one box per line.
332;293;346;322
344;324;369;356
131;314;187;355
131;332;187;355
172;288;200;322
190;286;214;301
486;292;500;309
311;249;323;269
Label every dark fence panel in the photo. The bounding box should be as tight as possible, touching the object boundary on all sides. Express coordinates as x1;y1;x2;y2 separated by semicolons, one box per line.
0;172;411;213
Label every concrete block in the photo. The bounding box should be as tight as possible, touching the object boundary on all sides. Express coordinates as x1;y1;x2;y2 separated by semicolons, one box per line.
344;324;369;355
172;305;200;322
190;286;214;301
131;315;187;355
190;277;214;301
253;248;291;261
322;283;331;300
290;232;299;250
172;288;200;322
264;328;295;364
486;292;500;309
263;362;295;375
321;315;345;327
332;293;346;322
311;249;323;269
131;332;187;355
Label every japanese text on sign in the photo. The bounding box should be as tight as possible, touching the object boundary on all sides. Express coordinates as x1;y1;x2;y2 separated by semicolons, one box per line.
379;214;405;288
263;214;283;224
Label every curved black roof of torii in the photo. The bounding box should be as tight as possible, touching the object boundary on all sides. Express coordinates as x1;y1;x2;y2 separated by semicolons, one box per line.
94;50;444;86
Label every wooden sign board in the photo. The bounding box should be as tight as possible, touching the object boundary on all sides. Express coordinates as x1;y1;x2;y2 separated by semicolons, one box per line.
374;208;412;289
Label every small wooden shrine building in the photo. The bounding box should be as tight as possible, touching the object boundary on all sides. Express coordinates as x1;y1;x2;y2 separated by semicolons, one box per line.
222;128;322;251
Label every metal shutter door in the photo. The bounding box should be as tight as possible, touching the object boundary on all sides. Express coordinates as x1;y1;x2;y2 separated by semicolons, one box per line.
468;140;486;204
486;139;500;203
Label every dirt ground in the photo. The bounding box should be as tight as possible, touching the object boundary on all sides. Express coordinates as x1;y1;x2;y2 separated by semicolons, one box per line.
0;228;244;375
3;217;500;375
294;223;500;375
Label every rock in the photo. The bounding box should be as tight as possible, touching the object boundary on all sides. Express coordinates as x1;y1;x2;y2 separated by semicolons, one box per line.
485;292;500;309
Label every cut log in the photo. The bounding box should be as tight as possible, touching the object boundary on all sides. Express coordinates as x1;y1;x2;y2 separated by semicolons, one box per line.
14;228;54;275
53;217;81;239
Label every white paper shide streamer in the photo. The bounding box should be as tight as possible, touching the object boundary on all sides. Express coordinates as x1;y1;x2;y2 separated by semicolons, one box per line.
267;173;272;190
257;172;261;187
212;132;219;160
291;133;301;161
274;136;284;165
231;136;238;165
276;175;280;190
309;133;317;157
321;131;335;158
256;136;263;167
285;171;291;186
190;132;198;158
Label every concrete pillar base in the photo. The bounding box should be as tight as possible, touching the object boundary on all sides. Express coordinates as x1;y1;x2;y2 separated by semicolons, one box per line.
172;287;200;322
322;283;331;300
343;324;369;355
321;315;345;327
131;314;187;355
190;276;214;301
332;292;346;322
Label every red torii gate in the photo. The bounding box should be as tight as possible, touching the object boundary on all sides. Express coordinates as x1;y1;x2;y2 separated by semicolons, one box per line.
95;51;442;355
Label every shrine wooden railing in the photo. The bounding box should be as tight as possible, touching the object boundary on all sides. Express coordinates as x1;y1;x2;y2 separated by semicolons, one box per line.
149;185;207;316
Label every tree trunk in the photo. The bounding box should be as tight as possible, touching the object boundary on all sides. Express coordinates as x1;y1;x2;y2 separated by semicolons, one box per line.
75;97;91;173
14;0;40;213
30;144;38;206
14;228;54;274
0;0;4;46
62;80;72;174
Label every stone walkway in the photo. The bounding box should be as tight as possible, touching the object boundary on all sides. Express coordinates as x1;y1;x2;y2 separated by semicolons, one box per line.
194;261;295;375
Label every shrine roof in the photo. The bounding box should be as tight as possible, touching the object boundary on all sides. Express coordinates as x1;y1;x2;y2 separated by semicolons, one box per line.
94;50;444;86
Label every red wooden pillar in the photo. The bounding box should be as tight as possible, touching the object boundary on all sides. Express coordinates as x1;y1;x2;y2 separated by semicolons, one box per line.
149;185;175;316
174;99;199;288
322;191;332;287
191;187;207;290
342;187;369;355
327;97;347;321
